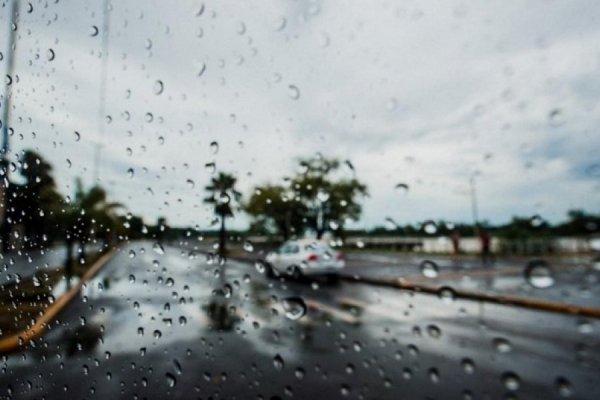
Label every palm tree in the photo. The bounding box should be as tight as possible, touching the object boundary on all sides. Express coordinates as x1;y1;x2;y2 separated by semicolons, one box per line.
204;172;241;256
63;178;123;274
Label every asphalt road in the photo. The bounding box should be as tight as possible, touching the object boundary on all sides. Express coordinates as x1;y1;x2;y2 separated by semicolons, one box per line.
0;241;598;399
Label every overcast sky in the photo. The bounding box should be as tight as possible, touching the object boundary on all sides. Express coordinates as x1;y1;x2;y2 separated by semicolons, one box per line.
1;0;600;230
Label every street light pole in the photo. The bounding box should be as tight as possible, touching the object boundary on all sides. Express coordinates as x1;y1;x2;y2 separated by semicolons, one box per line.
469;173;480;237
0;0;20;252
93;0;111;184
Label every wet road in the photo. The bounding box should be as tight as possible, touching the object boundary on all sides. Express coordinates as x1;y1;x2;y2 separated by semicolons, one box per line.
1;241;599;399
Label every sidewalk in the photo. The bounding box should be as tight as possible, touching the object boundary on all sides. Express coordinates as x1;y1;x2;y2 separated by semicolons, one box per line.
0;247;116;353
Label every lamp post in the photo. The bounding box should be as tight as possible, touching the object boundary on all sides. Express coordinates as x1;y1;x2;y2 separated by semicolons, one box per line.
0;0;20;252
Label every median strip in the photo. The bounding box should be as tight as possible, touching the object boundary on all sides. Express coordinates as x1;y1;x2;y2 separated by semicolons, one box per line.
340;274;600;319
0;248;118;354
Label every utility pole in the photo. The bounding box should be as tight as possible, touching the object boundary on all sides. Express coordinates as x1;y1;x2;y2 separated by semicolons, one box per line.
469;172;481;240
93;0;111;183
0;0;20;252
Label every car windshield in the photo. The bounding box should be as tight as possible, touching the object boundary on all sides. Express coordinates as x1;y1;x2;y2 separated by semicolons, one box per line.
1;1;599;399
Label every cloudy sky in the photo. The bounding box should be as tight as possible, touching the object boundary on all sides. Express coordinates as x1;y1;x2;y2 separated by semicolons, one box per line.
1;0;600;230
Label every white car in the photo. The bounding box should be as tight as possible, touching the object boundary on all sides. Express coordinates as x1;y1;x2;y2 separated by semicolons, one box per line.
265;239;345;278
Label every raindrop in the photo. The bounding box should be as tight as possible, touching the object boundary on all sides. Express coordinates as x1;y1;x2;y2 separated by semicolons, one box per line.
273;354;284;371
340;384;351;396
153;242;165;255
153;329;162;339
243;240;254;253
210;141;219;154
493;337;512;353
429;368;440;383
254;261;266;274
129;274;136;284
273;17;287;31
502;372;520;391
32;276;41;287
165;373;176;388
423;220;438;234
317;189;330;202
288;85;300;100
438;286;455;303
186;179;195;188
530;214;544;227
128;250;136;258
461;358;475;374
295;367;305;379
127;168;134;178
197;61;207;76
73;131;81;141
426;325;441;338
205;162;216;174
548;108;565;127
524;260;554;288
153;80;164;95
395;183;409;193
90;26;99;37
46;49;55;61
555;377;573;397
281;297;307;321
420;260;439;278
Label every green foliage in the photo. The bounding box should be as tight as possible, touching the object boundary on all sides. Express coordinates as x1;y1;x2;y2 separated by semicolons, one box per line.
245;156;368;239
203;172;241;254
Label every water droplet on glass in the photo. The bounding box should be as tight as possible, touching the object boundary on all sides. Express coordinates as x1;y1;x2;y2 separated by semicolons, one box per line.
317;189;330;202
46;49;55;61
555;377;573;397
90;25;99;37
243;240;254;253
395;183;409;193
461;358;475;374
420;260;439;278
288;85;300;100
153;242;165;255
273;354;284;371
502;372;520;391
210;141;219;154
423;220;438;234
73;131;81;141
281;297;307;320
524;260;554;288
166;373;176;387
548;108;565;127
127;168;134;178
273;17;287;31
493;337;512;353
153;80;164;95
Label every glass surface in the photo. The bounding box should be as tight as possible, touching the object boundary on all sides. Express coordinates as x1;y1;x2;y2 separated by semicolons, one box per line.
0;1;599;399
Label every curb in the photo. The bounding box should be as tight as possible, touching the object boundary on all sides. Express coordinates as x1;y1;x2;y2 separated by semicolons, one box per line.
340;275;600;319
0;248;118;354
226;254;600;319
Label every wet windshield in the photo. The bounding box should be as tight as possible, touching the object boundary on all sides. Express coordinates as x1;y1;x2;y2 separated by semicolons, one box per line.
0;1;599;399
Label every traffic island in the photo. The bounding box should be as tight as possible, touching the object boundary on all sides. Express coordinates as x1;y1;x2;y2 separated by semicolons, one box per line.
0;248;118;354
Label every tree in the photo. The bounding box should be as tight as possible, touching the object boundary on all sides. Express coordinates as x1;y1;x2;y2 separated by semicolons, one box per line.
62;178;123;266
291;156;368;239
2;150;62;250
204;172;241;256
244;184;307;240
245;156;368;239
